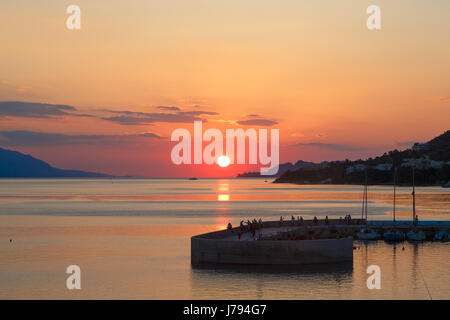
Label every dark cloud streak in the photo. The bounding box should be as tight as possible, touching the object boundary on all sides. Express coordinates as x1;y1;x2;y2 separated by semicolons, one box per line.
237;118;278;126
0;101;76;118
102;110;218;125
0;101;219;125
157;106;180;111
0;130;163;147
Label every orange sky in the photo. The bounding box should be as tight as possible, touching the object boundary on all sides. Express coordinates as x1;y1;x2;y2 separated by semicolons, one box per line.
0;1;449;177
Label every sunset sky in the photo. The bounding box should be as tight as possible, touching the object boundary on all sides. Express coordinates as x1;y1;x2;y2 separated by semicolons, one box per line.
1;0;449;177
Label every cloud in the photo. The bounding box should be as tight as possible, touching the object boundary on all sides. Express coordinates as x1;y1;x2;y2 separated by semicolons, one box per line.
0;100;219;125
102;109;218;125
100;116;155;126
0;101;77;118
315;133;328;138
0;130;163;147
157;106;180;111
294;142;365;151
237;118;278;126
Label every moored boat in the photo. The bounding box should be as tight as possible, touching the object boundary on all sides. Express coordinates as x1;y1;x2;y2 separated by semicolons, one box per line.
384;230;405;242
357;172;380;240
433;230;449;241
357;227;380;240
407;229;426;241
405;168;426;242
384;168;403;242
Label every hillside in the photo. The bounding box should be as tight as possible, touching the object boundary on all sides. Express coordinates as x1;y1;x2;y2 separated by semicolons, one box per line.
274;130;450;186
0;147;111;178
237;160;315;177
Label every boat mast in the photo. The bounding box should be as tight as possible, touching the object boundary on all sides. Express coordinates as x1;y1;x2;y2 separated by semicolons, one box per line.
361;185;365;221
393;167;397;223
361;170;367;225
361;170;366;221
365;178;368;223
412;166;416;225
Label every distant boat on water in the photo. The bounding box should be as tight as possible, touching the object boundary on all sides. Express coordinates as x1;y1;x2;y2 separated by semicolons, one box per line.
188;177;198;180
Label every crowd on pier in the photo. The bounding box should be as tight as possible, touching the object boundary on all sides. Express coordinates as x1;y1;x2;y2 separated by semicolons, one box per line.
226;214;357;240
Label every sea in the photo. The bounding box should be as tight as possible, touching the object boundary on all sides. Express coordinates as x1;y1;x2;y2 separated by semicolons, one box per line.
0;178;449;299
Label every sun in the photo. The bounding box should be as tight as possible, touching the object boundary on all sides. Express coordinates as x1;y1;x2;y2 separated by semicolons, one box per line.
217;155;230;168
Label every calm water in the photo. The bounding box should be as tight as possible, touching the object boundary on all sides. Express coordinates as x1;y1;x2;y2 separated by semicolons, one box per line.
0;178;449;299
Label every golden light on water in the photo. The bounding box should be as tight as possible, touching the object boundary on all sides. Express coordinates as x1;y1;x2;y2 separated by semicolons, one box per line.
218;183;229;192
218;194;230;201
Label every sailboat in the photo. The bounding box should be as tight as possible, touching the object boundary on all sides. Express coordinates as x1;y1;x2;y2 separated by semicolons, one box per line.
407;229;426;241
357;172;380;240
407;167;426;241
384;167;405;242
433;229;449;241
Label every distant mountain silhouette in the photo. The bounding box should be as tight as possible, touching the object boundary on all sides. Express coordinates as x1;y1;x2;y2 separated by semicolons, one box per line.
237;160;316;177
0;147;111;178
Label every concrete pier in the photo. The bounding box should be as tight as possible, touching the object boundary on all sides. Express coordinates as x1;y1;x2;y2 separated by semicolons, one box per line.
191;219;355;265
191;219;450;266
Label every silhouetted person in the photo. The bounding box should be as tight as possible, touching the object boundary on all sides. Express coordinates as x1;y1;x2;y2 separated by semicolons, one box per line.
313;216;318;225
325;216;329;225
227;222;232;230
